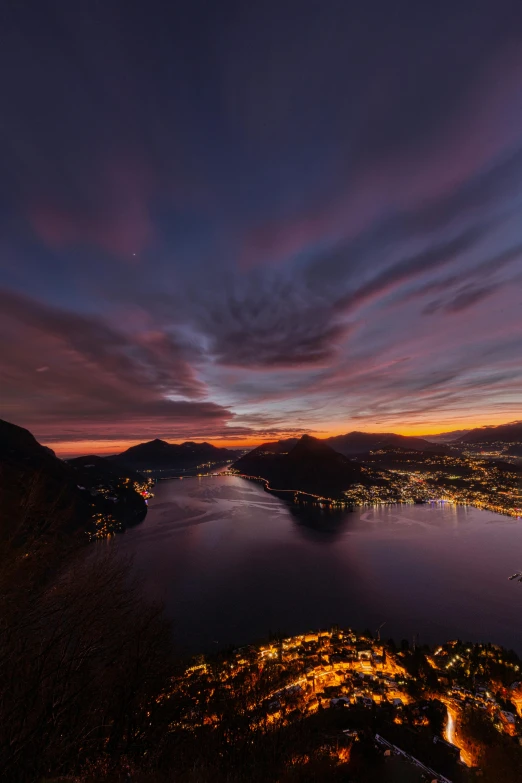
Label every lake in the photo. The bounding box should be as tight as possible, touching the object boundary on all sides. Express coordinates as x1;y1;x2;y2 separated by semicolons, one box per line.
109;475;522;654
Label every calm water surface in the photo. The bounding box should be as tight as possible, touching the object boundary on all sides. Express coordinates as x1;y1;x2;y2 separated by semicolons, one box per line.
109;475;522;653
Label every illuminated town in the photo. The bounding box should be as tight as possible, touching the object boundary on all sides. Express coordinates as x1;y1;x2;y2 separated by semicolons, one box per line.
231;446;521;518
87;476;155;539
162;628;522;781
359;447;522;518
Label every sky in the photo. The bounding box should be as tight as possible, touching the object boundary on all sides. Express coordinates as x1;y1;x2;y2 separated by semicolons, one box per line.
1;0;522;456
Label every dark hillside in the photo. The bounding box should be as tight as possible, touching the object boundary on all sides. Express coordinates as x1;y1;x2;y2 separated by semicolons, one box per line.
0;419;92;548
233;434;386;499
460;421;522;444
0;420;150;552
111;438;239;471
325;431;446;456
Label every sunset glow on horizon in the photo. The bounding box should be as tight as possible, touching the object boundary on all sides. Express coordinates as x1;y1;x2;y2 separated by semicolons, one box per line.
45;413;520;458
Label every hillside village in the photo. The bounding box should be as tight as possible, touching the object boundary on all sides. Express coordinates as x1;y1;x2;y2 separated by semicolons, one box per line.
164;628;522;781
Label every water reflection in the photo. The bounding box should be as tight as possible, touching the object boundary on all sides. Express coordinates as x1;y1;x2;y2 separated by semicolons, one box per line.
110;475;522;654
286;502;352;541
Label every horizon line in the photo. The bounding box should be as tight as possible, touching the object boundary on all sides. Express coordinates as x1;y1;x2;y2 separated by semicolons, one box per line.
27;417;520;459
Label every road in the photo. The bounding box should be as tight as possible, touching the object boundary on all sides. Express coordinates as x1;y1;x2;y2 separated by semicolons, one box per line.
443;703;474;767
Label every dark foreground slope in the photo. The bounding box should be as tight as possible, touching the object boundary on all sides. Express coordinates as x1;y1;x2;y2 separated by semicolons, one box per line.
4;618;521;783
111;438;239;472
0;419;148;547
0;418;94;547
233;434;386;499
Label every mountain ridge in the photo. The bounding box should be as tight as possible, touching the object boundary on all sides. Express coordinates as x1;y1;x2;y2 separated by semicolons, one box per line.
0;418;148;547
110;438;240;471
232;434;388;500
459;421;522;444
324;430;445;455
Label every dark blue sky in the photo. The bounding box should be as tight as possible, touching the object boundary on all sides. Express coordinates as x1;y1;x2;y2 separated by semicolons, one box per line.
1;0;521;453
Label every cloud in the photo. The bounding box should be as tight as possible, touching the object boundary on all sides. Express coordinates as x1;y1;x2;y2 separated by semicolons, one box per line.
393;244;522;306
0;288;205;398
0;288;237;441
197;276;351;369
237;39;522;269
333;224;494;314
445;284;505;313
191;222;493;374
424;284;503;315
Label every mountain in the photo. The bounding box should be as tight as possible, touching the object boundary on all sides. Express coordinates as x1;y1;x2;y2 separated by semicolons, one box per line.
111;438;239;471
459;421;522;445
242;437;299;456
67;454;144;484
232;434;386;499
421;429;471;444
324;430;443;456
66;455;150;526
0;419;149;549
0;419;93;547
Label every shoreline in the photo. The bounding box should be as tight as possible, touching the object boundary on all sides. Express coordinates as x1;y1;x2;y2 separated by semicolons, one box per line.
144;469;521;520
228;470;522;520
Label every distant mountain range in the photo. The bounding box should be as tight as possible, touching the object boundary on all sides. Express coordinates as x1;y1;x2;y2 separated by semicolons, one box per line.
2;417;520;549
232;434;387;499
109;438;240;472
57;421;521;480
323;431;445;455
421;430;471;444
419;422;522;446
105;423;522;471
458;421;522;445
233;430;521;511
317;422;522;453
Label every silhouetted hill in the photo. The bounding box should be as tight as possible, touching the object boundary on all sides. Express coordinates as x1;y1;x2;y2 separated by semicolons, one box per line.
324;430;443;455
460;421;522;444
0;420;149;549
0;419;92;546
66;454;149;528
111;438;239;471
233;434;386;499
67;454;145;485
